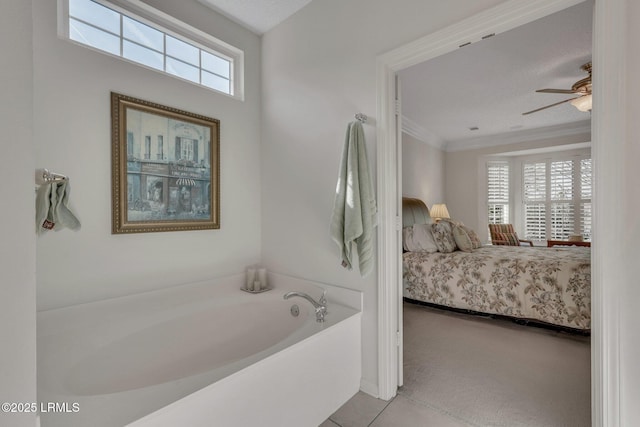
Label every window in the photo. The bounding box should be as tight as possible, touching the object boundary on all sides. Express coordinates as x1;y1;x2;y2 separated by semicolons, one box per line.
522;155;592;242
487;161;510;224
61;0;243;98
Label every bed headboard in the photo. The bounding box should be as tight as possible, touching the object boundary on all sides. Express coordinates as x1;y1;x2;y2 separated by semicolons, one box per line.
402;197;431;228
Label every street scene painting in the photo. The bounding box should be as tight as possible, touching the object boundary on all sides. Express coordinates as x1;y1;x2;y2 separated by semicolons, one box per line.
111;93;220;233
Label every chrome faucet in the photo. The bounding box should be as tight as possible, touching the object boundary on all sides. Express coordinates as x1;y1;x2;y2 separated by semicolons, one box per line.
283;291;327;322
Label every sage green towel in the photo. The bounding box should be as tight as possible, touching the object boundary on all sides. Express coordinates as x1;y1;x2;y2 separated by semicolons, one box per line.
330;121;377;277
36;181;81;235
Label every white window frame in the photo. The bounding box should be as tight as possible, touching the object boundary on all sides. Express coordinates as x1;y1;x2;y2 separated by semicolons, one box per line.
57;0;245;100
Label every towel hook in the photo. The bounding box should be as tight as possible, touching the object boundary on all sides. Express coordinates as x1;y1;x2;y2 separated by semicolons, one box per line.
42;169;68;183
355;113;367;124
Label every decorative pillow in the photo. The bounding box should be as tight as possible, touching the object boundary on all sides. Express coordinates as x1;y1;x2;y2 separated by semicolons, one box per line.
441;218;464;227
403;224;438;253
461;225;482;249
496;232;520;246
452;225;474;252
431;221;457;253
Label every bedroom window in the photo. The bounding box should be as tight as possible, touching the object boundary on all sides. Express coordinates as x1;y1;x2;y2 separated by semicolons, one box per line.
487;161;510;224
522;155;592;242
59;0;244;99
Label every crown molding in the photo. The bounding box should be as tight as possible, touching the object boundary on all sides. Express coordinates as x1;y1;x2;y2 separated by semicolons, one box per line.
401;115;446;150
444;120;591;152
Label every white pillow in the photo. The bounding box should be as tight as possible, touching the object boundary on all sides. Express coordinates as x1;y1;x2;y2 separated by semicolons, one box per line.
403;223;438;253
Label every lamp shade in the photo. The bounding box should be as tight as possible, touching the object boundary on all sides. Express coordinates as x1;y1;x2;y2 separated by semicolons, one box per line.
570;94;592;112
430;203;450;220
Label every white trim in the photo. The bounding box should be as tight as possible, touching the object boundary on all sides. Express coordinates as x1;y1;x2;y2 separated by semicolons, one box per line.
445;120;591;152
58;0;245;100
591;0;624;424
401;115;446;149
359;379;379;399
375;55;401;401
377;3;620;424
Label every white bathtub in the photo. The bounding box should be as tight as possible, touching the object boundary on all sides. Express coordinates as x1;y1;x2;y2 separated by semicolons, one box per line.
37;273;362;427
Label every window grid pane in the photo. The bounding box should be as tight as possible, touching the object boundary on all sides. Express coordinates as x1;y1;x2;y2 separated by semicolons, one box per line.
202;51;230;78
66;0;234;95
166;57;199;83
123;40;163;70
202;71;230;93
70;18;121;56
69;0;120;34
166;35;199;66
123;16;164;52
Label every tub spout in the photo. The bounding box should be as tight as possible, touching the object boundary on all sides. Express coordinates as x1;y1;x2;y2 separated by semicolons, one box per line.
283;291;327;322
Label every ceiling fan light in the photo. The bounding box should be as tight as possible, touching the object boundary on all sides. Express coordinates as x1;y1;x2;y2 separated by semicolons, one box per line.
571;94;592;112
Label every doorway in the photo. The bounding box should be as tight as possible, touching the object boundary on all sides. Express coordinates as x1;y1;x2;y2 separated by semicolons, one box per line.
375;0;625;424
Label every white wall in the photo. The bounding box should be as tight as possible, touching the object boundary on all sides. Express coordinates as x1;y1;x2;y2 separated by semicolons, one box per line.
402;133;444;206
0;1;37;426
444;132;590;237
33;0;262;310
261;0;506;394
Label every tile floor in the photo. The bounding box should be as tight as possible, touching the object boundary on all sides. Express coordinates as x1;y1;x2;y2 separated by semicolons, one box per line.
319;391;469;427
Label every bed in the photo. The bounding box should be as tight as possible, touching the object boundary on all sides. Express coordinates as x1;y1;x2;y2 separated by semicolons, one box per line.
402;197;591;332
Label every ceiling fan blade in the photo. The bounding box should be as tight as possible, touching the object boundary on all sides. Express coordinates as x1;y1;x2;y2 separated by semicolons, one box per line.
522;97;580;116
536;88;577;94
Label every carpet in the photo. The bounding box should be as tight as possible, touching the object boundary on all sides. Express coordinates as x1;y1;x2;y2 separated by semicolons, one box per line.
401;302;591;427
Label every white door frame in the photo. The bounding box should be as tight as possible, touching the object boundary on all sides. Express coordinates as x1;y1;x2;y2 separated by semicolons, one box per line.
375;0;625;425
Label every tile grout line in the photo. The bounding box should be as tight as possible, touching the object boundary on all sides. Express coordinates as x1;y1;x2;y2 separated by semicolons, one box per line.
366;395;396;427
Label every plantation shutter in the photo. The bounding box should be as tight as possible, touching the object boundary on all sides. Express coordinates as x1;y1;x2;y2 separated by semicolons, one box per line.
523;162;546;240
522;156;592;242
580;159;593;240
487;161;510;224
550;160;575;240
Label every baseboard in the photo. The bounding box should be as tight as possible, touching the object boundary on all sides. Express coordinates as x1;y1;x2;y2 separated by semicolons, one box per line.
359;379;379;399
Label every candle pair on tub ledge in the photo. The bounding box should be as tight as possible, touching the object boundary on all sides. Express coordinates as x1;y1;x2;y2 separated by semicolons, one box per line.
243;266;270;293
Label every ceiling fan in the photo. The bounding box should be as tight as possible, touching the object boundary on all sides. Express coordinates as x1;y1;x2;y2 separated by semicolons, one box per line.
522;62;592;115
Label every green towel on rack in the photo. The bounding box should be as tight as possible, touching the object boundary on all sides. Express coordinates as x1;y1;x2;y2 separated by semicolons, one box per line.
330;121;377;277
36;181;81;235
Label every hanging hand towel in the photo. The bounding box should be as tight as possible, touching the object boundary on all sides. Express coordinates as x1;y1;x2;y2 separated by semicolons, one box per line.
330;121;377;277
35;181;81;235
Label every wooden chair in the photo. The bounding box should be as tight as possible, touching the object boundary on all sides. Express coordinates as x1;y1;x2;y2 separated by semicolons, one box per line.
488;223;533;246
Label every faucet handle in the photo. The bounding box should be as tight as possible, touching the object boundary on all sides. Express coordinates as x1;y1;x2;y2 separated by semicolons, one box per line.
319;289;327;306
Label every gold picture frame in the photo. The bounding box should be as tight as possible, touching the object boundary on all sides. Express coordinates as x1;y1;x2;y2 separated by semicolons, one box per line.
111;92;220;234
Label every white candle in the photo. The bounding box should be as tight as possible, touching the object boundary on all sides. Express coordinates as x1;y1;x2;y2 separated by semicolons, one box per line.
258;268;268;290
253;280;261;292
246;268;256;290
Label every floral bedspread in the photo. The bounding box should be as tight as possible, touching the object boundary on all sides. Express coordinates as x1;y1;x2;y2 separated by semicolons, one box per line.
403;246;591;330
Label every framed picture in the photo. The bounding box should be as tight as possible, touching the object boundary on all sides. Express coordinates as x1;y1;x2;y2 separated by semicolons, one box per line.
111;92;220;233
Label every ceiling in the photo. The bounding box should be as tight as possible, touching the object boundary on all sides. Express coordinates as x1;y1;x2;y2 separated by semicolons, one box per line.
399;0;593;147
197;0;593;148
198;0;313;34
